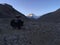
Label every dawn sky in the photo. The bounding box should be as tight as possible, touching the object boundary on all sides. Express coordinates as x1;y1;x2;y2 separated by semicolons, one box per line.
0;0;60;16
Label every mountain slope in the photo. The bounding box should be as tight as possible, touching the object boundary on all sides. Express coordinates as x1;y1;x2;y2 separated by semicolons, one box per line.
38;8;60;23
0;3;60;45
0;4;28;20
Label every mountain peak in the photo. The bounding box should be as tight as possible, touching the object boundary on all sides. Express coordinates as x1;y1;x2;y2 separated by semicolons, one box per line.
27;13;39;19
27;14;33;17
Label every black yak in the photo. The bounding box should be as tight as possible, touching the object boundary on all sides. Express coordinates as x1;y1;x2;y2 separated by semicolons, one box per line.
10;16;24;29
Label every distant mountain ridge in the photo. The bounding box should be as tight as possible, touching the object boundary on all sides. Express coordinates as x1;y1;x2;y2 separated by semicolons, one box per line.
27;14;39;19
0;3;60;23
38;8;60;23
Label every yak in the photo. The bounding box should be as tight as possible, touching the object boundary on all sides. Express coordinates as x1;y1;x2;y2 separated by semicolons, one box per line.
10;19;23;29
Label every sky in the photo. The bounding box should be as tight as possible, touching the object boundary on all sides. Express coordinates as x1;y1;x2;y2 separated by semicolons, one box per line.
0;0;60;16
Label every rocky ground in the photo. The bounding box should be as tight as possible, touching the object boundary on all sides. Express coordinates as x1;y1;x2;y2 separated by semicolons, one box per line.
0;18;60;45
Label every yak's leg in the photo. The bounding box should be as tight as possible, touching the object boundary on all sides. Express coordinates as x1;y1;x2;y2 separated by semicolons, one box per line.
12;24;17;30
17;25;21;30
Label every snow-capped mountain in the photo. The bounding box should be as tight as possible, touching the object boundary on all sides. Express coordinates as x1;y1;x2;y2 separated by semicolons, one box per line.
27;14;39;19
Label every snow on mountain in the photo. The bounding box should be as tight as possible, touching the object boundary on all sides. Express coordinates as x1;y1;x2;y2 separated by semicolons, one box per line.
27;14;39;19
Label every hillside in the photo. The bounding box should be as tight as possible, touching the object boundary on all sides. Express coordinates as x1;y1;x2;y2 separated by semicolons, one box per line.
0;3;30;21
38;8;60;23
0;3;60;45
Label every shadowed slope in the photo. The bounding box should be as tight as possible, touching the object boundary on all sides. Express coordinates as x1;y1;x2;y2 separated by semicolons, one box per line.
38;8;60;23
0;3;28;20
